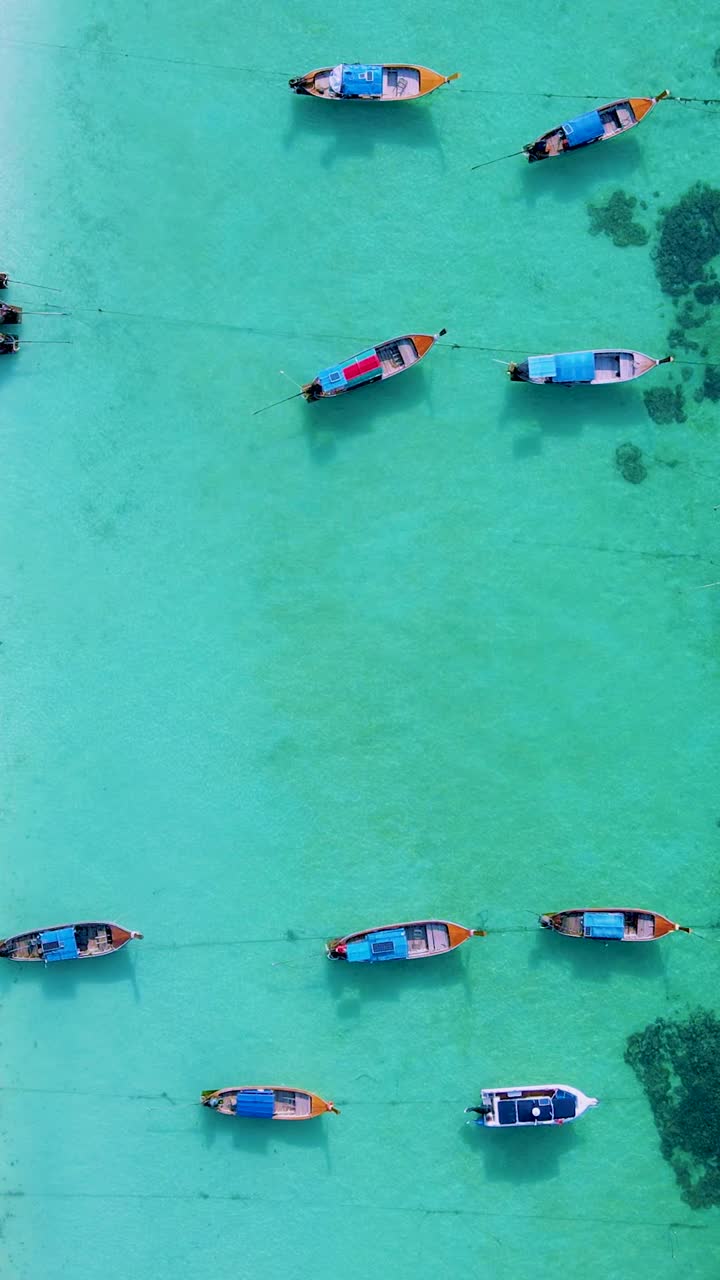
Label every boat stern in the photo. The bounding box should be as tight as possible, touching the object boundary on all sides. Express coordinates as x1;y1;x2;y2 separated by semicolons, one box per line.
288;72;317;95
325;937;347;959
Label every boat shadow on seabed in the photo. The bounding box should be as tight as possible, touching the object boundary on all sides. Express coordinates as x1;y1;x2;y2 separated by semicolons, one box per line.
301;364;433;464
499;378;645;455
283;94;446;167
2;945;141;1000
520;133;643;207
529;924;666;984
325;944;474;1014
460;1108;579;1182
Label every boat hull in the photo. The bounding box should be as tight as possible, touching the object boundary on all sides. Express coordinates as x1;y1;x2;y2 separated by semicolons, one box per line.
0;921;143;961
289;65;458;102
326;918;483;960
201;1086;338;1119
508;349;670;386
524;91;668;161
539;908;689;941
303;330;445;401
468;1084;598;1127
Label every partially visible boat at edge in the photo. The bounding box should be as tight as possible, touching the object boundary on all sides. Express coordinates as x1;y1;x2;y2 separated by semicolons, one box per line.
0;332;19;355
303;330;446;401
201;1086;339;1119
524;90;669;162
289;63;459;102
0;302;21;324
540;908;691;942
326;918;484;961
466;1083;599;1128
0;921;143;962
507;349;672;386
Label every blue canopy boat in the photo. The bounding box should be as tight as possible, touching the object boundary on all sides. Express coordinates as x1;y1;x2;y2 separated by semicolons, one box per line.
465;1084;599;1128
302;330;446;400
289;63;459;102
524;91;669;162
326;918;484;961
540;908;690;942
0;920;143;961
507;348;673;386
201;1085;339;1120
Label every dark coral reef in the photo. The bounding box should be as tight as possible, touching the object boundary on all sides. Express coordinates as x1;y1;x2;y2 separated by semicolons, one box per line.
643;385;686;425
587;190;649;247
654;183;720;296
614;442;647;483
625;1009;720;1210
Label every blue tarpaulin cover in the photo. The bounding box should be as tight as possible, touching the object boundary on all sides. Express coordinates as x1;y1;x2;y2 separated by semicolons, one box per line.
346;928;409;963
552;1090;578;1119
527;355;557;379
554;351;596;382
583;911;625;940
40;927;79;962
342;64;383;96
235;1090;275;1118
517;1098;553;1123
562;110;604;146
497;1100;518;1125
317;362;348;394
317;350;380;394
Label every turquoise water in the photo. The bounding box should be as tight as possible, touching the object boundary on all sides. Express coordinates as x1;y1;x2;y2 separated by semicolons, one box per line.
2;1;720;1275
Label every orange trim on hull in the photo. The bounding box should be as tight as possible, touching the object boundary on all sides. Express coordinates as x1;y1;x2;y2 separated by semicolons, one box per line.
331;917;478;954
204;1086;337;1119
412;333;436;358
628;97;654;121
544;909;689;940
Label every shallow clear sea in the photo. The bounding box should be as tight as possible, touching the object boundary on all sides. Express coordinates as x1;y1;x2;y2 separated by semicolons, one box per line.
1;2;719;1276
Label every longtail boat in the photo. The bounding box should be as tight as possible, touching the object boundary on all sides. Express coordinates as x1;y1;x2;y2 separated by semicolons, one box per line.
0;921;143;962
326;918;484;962
0;332;19;355
303;329;446;401
466;1084;598;1128
289;64;459;101
0;273;8;289
540;908;691;942
524;90;669;162
507;349;672;386
201;1086;339;1119
0;302;22;324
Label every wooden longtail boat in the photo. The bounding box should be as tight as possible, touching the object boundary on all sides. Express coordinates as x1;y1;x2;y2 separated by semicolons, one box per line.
524;90;669;162
326;919;484;962
201;1086;339;1119
0;332;19;355
303;330;446;401
508;349;672;386
289;64;459;101
0;302;21;324
0;921;143;962
0;273;8;289
466;1084;598;1128
540;908;691;942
